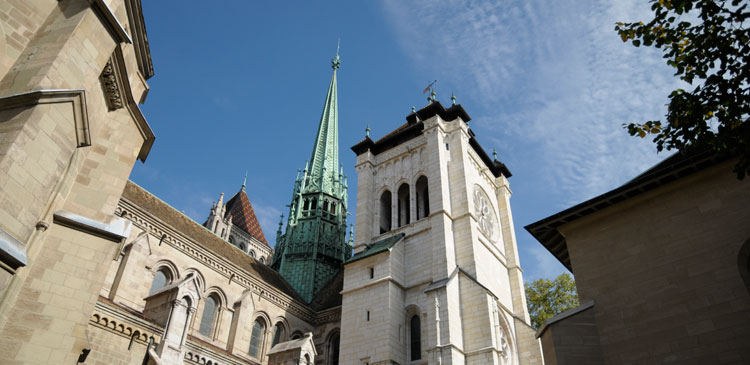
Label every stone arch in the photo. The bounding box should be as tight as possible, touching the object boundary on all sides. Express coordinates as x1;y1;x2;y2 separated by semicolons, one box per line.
249;311;271;359
494;301;515;365
378;189;392;234
415;175;430;220
183;268;206;294
404;304;423;362
325;328;341;365
249;249;256;258
270;316;289;347
290;330;304;340
397;182;410;227
204;286;228;309
151;259;180;280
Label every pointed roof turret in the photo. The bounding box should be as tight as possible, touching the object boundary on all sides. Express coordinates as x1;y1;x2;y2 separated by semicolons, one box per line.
307;49;340;195
225;186;268;246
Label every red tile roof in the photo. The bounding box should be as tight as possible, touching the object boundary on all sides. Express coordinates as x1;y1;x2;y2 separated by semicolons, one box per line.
224;190;269;246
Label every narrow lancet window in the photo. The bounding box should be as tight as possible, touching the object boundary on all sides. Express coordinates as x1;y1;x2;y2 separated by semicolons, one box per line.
416;176;429;220
380;191;392;234
398;183;410;227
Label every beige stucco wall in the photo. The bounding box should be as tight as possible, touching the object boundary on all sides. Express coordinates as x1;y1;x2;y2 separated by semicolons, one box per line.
560;159;750;363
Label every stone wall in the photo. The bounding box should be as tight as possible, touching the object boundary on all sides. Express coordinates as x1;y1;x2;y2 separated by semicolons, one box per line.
560;159;750;363
0;0;152;363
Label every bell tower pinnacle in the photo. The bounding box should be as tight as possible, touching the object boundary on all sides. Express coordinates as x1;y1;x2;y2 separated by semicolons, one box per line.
271;50;351;303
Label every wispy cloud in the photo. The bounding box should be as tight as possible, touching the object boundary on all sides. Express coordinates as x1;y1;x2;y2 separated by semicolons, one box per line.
382;0;684;205
252;202;282;246
524;244;568;282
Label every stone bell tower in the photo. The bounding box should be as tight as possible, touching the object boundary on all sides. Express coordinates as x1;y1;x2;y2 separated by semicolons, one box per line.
270;51;352;303
339;94;544;364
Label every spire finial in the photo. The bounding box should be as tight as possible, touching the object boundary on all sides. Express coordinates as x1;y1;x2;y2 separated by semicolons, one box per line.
241;171;247;191
277;214;284;234
492;148;498;161
365;124;370;137
451;92;456;105
331;40;341;70
412;106;416;113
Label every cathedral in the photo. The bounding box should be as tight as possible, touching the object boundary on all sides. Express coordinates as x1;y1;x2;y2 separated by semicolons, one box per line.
0;1;543;364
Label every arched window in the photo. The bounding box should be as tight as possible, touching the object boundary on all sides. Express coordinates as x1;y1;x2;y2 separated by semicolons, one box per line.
291;331;303;340
148;269;170;295
304;354;311;365
249;250;256;258
303;199;310;210
311;197;317;210
228;236;234;244
249;318;266;358
240;242;247;251
323;200;329;212
221;228;225;238
271;322;285;347
213;220;218;233
398;183;410;227
330;203;336;215
379;190;392;234
416;176;429;220
259;257;265;264
410;314;421;361
327;332;340;365
198;295;218;337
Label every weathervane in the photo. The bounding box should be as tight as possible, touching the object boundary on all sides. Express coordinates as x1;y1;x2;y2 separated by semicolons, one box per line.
423;80;437;103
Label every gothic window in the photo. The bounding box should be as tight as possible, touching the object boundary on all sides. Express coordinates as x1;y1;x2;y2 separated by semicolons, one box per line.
330;203;336;215
213;220;219;233
228;236;234;244
271;322;285;347
198;294;219;337
303;199;310;210
221;228;225;238
327;331;340;365
398;184;410;227
259;257;265;264
249;318;266;358
311;198;317;210
240;242;247;251
291;331;303;340
409;314;421;361
250;250;256;258
323;200;329;212
148;269;171;295
304;354;311;365
416;176;429;220
379;190;392;234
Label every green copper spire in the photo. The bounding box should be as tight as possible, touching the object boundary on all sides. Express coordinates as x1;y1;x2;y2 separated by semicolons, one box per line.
307;51;340;195
241;171;247;191
271;50;351;303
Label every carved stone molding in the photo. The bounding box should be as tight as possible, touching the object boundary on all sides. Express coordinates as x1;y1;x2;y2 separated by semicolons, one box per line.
100;60;123;110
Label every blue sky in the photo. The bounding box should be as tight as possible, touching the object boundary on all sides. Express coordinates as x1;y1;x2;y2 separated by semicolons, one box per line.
132;1;681;282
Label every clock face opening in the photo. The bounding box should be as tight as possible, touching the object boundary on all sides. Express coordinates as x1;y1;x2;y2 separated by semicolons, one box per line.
473;184;499;243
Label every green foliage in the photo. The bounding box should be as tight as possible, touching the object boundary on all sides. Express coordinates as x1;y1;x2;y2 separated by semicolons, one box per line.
525;273;579;329
615;0;750;178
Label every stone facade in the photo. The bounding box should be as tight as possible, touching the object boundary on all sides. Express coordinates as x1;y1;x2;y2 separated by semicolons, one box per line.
342;102;543;365
528;153;750;363
0;2;543;364
0;0;153;363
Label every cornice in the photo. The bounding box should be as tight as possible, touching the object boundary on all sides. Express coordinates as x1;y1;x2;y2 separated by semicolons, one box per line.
116;199;317;323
